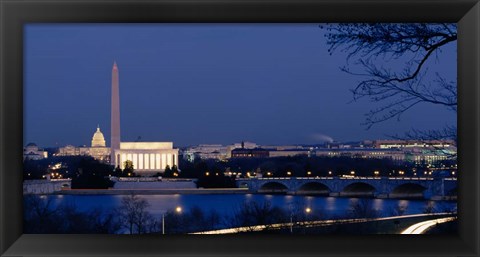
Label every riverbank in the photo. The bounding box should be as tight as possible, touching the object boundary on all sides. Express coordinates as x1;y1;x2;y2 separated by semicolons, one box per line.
56;188;249;195
53;188;457;201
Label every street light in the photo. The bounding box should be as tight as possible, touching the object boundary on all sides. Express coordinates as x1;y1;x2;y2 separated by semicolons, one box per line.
304;207;312;233
162;206;182;235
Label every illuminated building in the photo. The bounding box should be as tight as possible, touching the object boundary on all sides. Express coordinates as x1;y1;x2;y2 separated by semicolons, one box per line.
88;126;110;161
231;148;269;158
268;149;310;157
114;142;179;175
373;139;455;149
23;143;48;160
315;148;405;162
226;141;258;158
56;126;110;162
183;144;227;161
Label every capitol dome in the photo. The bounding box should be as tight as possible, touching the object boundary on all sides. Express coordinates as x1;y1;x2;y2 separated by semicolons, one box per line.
91;125;106;147
25;142;39;152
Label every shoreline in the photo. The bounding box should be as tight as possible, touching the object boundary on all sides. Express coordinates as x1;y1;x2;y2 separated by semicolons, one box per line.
50;188;457;201
55;188;249;195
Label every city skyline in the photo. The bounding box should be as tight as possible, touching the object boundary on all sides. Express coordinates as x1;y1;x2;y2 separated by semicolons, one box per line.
24;24;456;147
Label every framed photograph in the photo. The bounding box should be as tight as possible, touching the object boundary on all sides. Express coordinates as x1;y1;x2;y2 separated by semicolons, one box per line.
1;0;479;256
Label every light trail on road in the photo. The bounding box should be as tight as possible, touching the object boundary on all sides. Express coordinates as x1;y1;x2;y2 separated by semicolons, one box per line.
191;213;454;234
401;217;456;234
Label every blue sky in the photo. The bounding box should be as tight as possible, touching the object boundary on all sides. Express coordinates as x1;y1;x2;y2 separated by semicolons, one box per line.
24;24;457;147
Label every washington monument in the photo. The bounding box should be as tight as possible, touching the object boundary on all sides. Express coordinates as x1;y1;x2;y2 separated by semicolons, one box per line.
108;61;179;173
111;61;120;167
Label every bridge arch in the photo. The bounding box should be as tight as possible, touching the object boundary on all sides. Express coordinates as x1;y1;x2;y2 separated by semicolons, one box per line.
297;182;331;195
341;182;377;197
258;181;288;194
390;183;427;198
238;181;249;188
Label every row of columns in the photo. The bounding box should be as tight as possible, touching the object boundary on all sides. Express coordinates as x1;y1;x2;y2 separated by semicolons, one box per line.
118;152;177;170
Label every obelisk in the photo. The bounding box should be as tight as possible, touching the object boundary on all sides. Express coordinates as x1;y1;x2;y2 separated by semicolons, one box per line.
111;61;121;167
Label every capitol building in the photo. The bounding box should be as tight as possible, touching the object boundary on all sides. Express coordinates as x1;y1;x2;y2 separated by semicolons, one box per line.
56;126;111;162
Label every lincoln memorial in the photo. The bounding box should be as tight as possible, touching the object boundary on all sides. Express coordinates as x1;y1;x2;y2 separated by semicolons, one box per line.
114;142;179;175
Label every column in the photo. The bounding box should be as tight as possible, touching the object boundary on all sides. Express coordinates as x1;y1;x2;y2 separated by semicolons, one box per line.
144;153;150;170
139;154;144;170
155;154;161;170
167;153;172;167
132;154;138;170
150;154;155;170
121;153;127;169
162;154;167;169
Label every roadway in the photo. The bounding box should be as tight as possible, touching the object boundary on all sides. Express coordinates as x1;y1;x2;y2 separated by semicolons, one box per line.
191;213;455;234
400;217;456;234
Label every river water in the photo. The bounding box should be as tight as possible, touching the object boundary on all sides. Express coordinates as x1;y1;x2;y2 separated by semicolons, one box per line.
44;194;456;219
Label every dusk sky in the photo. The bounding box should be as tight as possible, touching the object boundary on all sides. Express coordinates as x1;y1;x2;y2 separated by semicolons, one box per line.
24;24;456;147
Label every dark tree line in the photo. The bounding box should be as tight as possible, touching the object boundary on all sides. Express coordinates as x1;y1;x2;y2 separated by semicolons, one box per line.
24;195;120;234
24;156;114;188
24;194;454;234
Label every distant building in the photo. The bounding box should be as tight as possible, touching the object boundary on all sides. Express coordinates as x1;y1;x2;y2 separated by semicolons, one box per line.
231;147;269;158
268;149;310;157
404;148;455;165
315;148;405;162
373;139;455;149
261;145;303;150
56;145;90;156
23;143;48;160
226;141;258;158
183;144;227;161
56;126;110;162
373;139;457;165
315;143;455;165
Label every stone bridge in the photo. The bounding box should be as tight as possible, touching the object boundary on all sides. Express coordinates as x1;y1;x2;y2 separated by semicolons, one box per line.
23;179;72;194
236;177;457;200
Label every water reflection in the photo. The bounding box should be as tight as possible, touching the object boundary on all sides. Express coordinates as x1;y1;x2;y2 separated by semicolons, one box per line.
44;193;456;219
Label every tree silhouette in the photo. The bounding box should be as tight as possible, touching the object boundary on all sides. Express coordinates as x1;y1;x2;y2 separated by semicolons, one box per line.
116;194;158;234
123;160;134;176
322;23;457;143
163;165;173;177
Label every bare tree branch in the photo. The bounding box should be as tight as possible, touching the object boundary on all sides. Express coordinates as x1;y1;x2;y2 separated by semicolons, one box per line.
322;23;457;135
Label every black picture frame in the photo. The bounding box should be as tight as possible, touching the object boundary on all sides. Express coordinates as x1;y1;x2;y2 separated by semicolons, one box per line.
1;0;479;256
